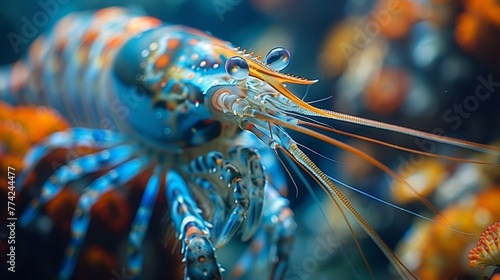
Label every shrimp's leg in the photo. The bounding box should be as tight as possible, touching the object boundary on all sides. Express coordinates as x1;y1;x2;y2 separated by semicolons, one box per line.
214;160;249;248
192;176;226;239
20;144;136;227
59;155;150;280
187;147;266;245
166;170;222;280
187;151;227;239
17;128;126;191
228;146;266;241
187;151;250;248
230;185;296;280
127;165;162;276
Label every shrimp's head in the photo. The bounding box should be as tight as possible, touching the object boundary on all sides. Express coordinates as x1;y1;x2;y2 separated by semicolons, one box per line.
110;28;225;151
205;46;320;131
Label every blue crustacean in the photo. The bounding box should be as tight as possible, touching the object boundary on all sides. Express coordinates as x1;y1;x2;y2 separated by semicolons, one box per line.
1;7;499;280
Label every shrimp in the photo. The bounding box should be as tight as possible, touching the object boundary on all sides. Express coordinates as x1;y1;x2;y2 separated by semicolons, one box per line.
0;6;498;280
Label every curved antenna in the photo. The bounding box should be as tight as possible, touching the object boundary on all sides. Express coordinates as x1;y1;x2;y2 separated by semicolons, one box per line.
240;118;417;279
298;120;500;166
279;151;363;279
285;145;416;279
243;120;373;279
250;110;473;236
251;111;442;219
214;43;499;154
311;108;500;155
277;145;375;279
230;57;500;155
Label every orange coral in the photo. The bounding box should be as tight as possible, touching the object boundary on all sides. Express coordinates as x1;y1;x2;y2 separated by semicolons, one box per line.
455;13;481;52
454;0;500;69
14;106;69;143
0;101;68;194
396;187;500;280
0;101;68;160
464;0;500;27
469;221;500;269
0;101;69;228
0;119;30;157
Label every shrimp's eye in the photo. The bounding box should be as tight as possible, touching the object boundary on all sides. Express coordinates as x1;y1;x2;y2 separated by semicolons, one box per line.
265;47;290;71
225;56;249;80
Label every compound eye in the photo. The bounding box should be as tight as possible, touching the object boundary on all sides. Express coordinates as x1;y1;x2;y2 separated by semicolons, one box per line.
225;56;249;80
265;47;290;71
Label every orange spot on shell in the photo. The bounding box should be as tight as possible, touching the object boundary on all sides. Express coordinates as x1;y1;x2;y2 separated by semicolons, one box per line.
189;38;199;46
231;266;244;278
185;226;203;241
155;54;170;69
251;239;263;253
167;38;180;49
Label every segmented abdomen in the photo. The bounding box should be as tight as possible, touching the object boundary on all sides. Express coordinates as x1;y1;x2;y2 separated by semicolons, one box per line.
1;8;161;127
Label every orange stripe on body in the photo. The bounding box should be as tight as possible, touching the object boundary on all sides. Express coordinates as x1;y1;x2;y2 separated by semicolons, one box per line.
127;17;162;33
9;61;29;95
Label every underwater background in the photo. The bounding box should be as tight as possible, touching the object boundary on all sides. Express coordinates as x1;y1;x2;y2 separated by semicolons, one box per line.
1;0;500;279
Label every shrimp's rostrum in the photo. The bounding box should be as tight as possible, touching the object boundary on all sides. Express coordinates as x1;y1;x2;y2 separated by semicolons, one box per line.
1;7;499;280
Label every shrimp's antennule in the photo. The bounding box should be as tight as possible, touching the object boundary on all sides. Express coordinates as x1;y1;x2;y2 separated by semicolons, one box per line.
469;221;500;269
